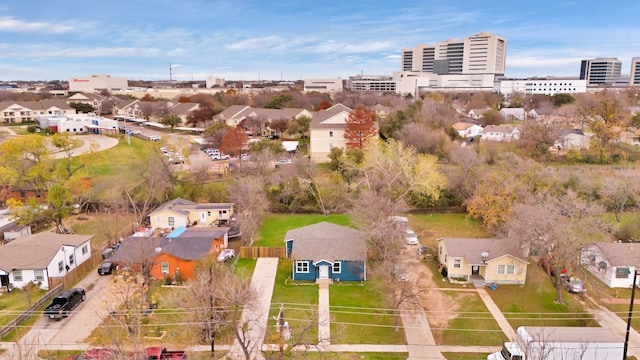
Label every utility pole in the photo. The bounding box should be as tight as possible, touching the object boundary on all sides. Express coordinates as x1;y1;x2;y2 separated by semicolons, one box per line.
624;270;638;360
277;304;284;358
169;62;173;87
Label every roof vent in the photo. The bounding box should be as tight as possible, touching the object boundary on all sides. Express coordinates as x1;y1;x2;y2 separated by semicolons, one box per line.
481;251;489;263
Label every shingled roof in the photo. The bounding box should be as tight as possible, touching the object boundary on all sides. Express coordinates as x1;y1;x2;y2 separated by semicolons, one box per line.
285;222;366;262
589;243;640;267
110;234;218;263
0;232;93;271
440;237;527;265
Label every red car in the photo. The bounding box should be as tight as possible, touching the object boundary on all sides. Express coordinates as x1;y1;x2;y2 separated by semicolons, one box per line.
72;348;118;360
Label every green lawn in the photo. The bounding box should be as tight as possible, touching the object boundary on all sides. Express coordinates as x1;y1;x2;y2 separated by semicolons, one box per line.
267;259;319;344
488;263;598;328
407;213;491;251
329;282;406;345
441;291;506;346
234;258;257;279
254;213;352;246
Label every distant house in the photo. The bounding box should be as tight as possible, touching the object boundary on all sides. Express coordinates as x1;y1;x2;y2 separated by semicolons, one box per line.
148;198;234;230
309;104;354;162
620;127;640;146
481;125;520;142
581;243;640;288
468;108;491;119
0;232;93;290
499;108;526;121
374;104;391;121
216;105;312;131
554;129;591;150
166;102;200;125
110;227;228;281
285;222;367;282
66;92;108;114
452;122;483;138
437;238;529;285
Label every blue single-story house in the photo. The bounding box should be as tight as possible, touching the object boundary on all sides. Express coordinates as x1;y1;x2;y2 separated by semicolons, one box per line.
285;222;367;282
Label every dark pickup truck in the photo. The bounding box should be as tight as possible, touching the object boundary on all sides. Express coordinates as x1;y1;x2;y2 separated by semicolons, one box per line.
143;347;187;359
44;288;86;320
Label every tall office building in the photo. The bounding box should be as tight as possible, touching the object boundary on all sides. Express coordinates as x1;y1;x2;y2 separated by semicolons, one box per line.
579;58;622;86
401;32;507;76
631;57;640;86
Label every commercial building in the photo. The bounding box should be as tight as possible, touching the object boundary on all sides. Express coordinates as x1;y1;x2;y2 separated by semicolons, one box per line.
38;113;119;135
205;76;225;88
303;79;343;94
499;78;587;95
346;75;396;92
401;32;506;76
631;57;640;86
68;74;128;92
397;32;507;95
579;58;621;86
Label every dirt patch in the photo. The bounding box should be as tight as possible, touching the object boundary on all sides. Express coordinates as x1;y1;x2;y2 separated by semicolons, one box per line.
400;246;464;344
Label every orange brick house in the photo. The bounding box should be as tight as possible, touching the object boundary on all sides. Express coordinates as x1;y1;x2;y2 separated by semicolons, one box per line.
110;227;228;281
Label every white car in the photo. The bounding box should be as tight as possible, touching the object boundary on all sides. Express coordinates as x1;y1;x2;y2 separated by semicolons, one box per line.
211;153;230;160
148;136;161;141
217;249;235;262
405;230;419;245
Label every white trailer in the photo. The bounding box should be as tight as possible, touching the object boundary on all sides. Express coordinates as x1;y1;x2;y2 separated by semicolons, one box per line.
488;326;624;360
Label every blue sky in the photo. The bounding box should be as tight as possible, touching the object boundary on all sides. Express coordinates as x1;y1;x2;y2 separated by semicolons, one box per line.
1;0;639;82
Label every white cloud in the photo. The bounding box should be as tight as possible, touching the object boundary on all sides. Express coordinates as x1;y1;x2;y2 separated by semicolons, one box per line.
0;17;73;33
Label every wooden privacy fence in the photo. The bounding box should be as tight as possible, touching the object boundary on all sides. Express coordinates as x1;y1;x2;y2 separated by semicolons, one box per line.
48;248;104;290
240;246;286;259
0;283;63;339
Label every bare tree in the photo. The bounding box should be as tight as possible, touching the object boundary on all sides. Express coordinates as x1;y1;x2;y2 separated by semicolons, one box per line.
229;175;269;245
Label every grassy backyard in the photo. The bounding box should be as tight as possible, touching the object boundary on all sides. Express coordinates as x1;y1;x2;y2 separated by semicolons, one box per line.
253;213;352;246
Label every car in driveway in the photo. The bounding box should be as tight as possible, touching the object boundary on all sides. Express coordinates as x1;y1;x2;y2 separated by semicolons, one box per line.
97;262;116;276
217;249;235;262
564;276;586;293
405;229;419;245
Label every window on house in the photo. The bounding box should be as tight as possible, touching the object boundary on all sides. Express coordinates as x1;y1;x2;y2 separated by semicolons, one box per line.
453;259;461;269
616;267;631;279
497;264;516;275
13;270;22;281
332;262;341;273
295;261;309;273
82;245;88;255
329;131;333;137
439;246;442;255
161;262;170;275
68;254;75;265
34;269;44;282
168;217;175;226
58;261;64;273
207;211;211;216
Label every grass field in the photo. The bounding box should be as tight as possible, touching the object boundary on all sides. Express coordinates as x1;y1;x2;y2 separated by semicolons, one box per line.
440;291;506;346
254;213;352;246
488;264;598;328
329;282;406;345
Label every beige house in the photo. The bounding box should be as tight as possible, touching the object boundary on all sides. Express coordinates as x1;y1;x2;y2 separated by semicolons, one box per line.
309;104;353;162
148;198;234;230
437;237;529;285
0;100;75;124
481;124;520;142
66;92;108;114
216;105;312;130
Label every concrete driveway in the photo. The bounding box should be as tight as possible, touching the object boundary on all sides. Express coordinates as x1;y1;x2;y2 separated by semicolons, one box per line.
0;270;114;358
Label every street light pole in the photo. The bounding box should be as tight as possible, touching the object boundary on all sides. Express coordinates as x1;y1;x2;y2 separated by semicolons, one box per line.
623;270;638;359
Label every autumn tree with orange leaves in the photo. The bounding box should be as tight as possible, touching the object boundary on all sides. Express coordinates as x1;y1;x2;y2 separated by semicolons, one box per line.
220;126;249;156
344;106;377;149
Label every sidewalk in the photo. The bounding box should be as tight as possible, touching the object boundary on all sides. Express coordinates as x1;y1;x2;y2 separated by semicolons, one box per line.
227;257;279;360
477;288;516;340
400;305;446;360
318;283;330;344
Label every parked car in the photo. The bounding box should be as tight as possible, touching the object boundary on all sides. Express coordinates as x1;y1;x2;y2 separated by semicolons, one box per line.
168;155;185;164
44;288;86;319
217;249;235;262
392;265;409;282
564;276;586;293
97;262;116;276
405;229;419;245
148;136;161;141
211;153;230;160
